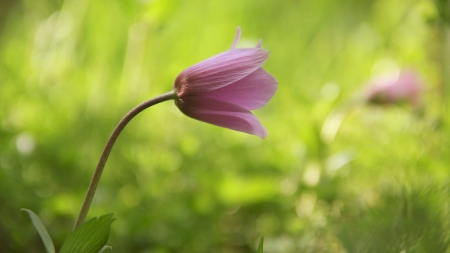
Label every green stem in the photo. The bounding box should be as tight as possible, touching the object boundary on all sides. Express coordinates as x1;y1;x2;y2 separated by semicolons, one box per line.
73;90;177;230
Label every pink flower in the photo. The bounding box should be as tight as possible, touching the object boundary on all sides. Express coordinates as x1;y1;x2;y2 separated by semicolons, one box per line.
365;70;422;108
173;27;278;138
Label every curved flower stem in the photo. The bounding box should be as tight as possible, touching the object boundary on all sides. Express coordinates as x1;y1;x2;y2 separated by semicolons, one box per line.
73;90;177;230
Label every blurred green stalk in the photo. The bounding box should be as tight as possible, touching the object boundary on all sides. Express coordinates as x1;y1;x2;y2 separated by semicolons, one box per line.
436;0;450;114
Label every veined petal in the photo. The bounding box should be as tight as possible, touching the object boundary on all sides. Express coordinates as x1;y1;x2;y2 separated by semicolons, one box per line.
201;67;278;110
176;97;268;138
174;48;269;97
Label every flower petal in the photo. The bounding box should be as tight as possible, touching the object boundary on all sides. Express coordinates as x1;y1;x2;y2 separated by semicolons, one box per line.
174;48;269;97
176;97;268;138
255;39;262;48
230;27;242;49
200;67;278;110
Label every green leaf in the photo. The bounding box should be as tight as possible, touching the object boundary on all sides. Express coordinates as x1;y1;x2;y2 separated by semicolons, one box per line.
98;245;112;252
257;237;264;253
60;213;115;253
21;208;56;253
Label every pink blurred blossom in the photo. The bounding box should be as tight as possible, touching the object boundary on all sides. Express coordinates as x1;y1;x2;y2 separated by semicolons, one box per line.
365;70;422;108
173;27;278;138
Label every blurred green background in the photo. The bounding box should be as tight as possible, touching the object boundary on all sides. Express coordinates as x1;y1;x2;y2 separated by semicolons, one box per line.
1;0;450;252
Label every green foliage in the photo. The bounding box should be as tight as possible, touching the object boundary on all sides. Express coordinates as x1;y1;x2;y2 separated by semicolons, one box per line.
60;214;115;253
1;0;450;252
257;237;264;253
336;186;450;252
22;210;114;253
21;209;55;253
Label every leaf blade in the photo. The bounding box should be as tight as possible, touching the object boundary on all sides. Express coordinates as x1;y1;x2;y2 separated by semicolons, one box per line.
21;208;56;253
257;237;264;253
60;213;115;253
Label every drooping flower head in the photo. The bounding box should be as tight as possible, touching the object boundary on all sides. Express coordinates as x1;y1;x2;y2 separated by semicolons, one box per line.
173;27;278;138
364;70;422;108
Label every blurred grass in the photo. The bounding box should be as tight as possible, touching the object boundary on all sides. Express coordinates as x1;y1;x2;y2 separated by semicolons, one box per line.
1;0;450;252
